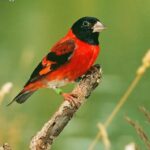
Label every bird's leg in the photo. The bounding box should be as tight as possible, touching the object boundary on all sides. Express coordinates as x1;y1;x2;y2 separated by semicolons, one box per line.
53;87;79;107
53;87;63;95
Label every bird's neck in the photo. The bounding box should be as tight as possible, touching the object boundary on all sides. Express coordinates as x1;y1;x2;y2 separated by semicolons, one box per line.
66;29;76;38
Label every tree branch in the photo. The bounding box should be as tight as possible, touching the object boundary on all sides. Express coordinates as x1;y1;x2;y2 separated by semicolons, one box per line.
29;64;102;150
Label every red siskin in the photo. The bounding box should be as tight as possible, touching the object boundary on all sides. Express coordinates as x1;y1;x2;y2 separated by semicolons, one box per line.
8;16;105;105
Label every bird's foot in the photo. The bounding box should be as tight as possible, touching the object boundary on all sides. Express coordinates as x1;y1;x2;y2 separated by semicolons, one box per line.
62;93;80;108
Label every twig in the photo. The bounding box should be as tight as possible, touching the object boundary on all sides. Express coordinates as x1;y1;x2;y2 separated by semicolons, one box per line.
29;64;102;150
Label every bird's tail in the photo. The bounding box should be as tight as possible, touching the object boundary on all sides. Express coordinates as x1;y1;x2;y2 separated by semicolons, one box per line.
7;89;36;106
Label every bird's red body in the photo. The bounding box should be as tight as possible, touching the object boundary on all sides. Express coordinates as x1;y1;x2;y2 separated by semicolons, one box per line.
49;30;100;81
9;16;105;105
24;30;100;92
56;30;100;80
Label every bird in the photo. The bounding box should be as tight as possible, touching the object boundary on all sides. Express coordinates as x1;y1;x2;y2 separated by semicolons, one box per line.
8;16;105;106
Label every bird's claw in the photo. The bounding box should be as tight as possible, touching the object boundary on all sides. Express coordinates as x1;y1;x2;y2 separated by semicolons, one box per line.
62;93;80;108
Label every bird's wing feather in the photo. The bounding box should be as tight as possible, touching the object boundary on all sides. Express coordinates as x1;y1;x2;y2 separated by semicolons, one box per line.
24;39;75;86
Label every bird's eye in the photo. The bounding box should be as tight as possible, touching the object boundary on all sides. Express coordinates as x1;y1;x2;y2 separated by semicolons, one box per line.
82;21;90;27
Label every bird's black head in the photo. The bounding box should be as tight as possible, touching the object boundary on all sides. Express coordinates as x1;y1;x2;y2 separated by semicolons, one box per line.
71;17;105;45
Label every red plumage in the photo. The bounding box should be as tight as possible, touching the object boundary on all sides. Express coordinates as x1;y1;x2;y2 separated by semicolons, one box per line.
45;30;100;82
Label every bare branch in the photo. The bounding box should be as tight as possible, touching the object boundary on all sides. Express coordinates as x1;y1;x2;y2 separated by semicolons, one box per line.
29;64;102;150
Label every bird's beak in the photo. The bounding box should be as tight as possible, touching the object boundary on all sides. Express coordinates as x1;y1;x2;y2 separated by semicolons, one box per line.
92;21;106;33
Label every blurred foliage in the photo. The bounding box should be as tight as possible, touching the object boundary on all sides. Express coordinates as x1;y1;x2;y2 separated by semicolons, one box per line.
0;0;150;149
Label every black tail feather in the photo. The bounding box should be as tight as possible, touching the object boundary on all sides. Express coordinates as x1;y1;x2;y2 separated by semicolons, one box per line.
7;90;35;106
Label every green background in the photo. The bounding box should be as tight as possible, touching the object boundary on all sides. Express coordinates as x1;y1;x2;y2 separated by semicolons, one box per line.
0;0;150;149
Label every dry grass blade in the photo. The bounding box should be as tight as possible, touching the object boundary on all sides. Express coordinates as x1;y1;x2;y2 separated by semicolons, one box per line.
97;123;110;150
126;117;150;150
139;107;150;123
